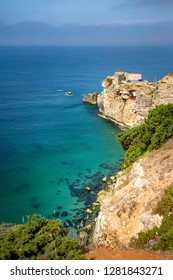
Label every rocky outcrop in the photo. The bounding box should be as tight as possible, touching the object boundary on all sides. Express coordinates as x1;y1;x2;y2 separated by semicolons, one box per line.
83;93;98;105
97;72;173;130
154;73;173;105
92;139;173;249
82;72;173;249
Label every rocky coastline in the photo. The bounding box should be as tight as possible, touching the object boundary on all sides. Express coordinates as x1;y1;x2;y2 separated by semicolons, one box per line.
83;71;173;130
92;139;173;248
83;71;173;251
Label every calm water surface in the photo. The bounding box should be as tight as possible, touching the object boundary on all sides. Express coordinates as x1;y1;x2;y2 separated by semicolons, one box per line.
0;46;172;225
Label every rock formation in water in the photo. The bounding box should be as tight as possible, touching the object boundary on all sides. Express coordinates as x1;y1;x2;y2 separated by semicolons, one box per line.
82;71;173;250
92;139;173;248
84;72;173;130
83;92;99;105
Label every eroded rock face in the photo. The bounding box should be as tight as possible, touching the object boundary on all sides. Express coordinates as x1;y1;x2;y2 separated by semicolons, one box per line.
83;93;98;105
92;139;173;249
97;72;173;129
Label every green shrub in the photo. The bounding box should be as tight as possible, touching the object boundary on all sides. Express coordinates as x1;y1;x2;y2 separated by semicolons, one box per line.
117;104;173;167
0;215;85;260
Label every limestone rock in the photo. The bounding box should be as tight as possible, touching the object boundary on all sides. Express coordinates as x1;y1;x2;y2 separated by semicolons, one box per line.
97;72;173;129
79;231;88;240
65;91;73;95
92;202;100;207
92;139;173;249
83;93;99;105
83;224;92;231
85;208;93;215
140;212;163;229
102;176;108;182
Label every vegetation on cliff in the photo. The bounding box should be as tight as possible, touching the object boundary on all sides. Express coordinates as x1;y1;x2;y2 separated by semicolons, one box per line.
116;103;173;251
130;184;173;251
117;104;173;167
0;215;85;260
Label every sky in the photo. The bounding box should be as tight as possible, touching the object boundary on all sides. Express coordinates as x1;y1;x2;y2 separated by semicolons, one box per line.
0;0;173;45
0;0;173;26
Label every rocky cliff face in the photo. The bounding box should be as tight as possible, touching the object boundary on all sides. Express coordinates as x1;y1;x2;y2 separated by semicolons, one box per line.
97;72;173;130
83;72;173;249
92;139;173;248
83;93;98;105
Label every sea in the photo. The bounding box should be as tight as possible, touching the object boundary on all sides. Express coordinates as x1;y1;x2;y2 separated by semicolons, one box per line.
0;45;173;228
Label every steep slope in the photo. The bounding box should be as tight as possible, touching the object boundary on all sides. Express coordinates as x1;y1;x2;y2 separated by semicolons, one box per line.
92;139;173;248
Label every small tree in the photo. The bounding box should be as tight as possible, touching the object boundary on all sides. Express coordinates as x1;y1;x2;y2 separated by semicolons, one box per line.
117;104;173;167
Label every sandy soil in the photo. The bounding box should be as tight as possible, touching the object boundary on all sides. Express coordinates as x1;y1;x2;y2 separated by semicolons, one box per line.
85;246;173;260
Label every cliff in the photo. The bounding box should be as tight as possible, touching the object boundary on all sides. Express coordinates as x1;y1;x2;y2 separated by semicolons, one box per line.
83;92;98;105
88;72;173;130
92;138;173;248
82;72;173;251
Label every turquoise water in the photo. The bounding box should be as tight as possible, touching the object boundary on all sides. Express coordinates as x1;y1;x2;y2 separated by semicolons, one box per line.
0;46;173;226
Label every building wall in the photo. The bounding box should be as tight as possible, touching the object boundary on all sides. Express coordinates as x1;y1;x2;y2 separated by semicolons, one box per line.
125;73;142;81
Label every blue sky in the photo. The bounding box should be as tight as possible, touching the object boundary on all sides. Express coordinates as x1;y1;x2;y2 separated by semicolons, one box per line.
0;0;173;25
0;0;173;45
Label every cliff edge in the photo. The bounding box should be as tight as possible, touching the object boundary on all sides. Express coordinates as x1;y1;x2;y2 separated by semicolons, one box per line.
93;138;173;248
86;71;173;130
83;72;173;251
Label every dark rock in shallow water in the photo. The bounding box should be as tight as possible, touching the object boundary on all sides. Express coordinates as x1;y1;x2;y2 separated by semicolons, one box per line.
64;219;73;227
99;163;116;171
62;161;68;165
61;211;69;217
57;177;64;184
33;204;40;209
52;211;60;218
71;208;79;212
56;205;62;210
99;163;108;168
65;162;124;227
77;198;85;203
86;168;91;173
56;190;62;195
76;209;84;216
85;175;92;179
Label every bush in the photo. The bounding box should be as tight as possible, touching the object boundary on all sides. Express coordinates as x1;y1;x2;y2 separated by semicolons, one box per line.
117;104;173;167
0;215;85;260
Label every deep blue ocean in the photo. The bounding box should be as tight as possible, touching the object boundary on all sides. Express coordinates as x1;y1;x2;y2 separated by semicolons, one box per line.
0;46;173;227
